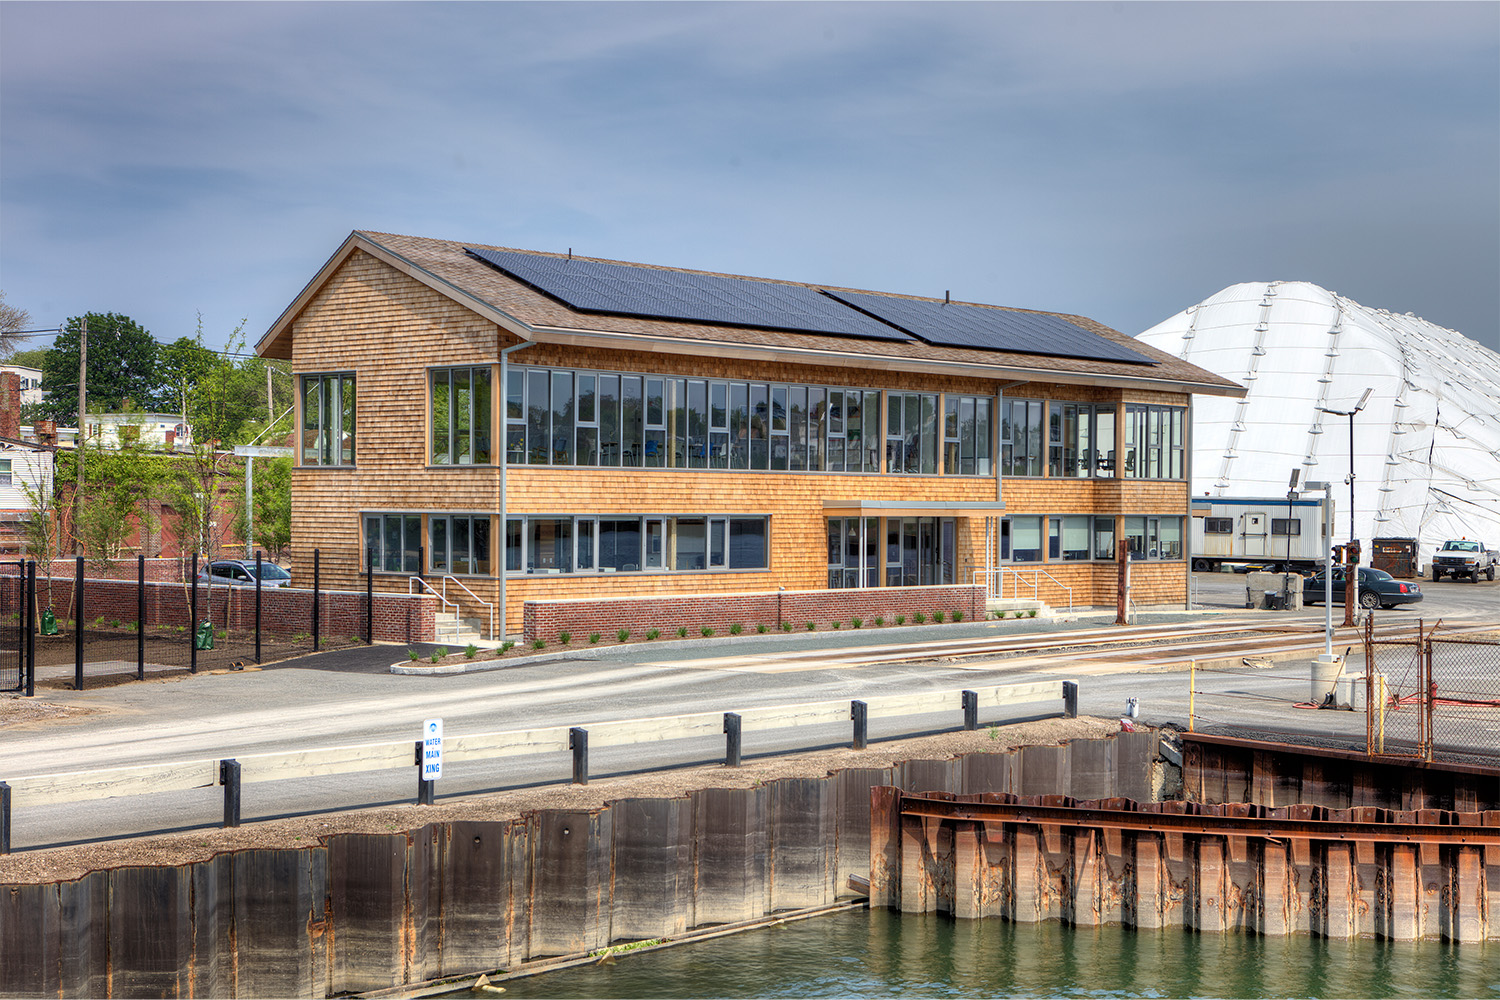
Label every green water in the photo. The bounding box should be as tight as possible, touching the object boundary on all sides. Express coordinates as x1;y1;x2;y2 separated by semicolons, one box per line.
473;909;1497;999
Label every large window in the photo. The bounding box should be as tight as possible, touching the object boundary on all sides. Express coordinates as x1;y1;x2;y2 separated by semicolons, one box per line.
886;393;938;475
1048;403;1115;478
1271;518;1301;536
1001;399;1044;476
827;517;880;588
301;374;355;466
1124;516;1184;560
365;514;421;573
0;459;10;487
1123;405;1186;479
944;395;993;476
1204;517;1233;534
430;515;491;575
504;366;883;474
505;515;769;574
430;367;492;465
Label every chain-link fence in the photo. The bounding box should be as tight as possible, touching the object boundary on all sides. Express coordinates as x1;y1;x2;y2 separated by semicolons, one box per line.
1363;619;1500;762
1;551;371;693
1362;620;1430;759
1428;637;1500;760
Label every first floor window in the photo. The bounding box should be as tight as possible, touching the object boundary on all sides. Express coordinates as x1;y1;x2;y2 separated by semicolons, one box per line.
0;459;10;487
1124;516;1183;560
1050;515;1092;560
504;515;769;574
1204;517;1233;534
1271;518;1301;536
430;515;491;575
1093;516;1116;560
366;514;420;573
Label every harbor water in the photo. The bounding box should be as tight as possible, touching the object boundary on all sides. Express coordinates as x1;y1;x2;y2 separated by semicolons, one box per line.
466;908;1498;999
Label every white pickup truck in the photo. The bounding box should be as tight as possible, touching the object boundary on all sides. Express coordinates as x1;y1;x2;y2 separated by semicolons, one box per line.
1430;539;1498;582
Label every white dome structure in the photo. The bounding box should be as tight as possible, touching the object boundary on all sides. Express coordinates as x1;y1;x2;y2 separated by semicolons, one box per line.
1137;281;1500;566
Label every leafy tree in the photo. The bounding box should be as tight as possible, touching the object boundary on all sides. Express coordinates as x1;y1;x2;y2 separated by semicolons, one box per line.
232;456;291;560
8;347;49;371
0;291;35;360
18;455;60;614
156;333;222;417
40;313;159;423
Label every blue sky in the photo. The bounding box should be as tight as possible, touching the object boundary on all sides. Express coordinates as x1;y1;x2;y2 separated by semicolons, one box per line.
2;1;1497;354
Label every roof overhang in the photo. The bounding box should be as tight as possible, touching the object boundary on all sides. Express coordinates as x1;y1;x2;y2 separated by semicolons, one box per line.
529;325;1245;397
255;232;538;359
822;499;1007;518
257;233;1246;400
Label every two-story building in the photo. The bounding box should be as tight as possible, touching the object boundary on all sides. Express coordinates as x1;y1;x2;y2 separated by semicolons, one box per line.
257;232;1243;637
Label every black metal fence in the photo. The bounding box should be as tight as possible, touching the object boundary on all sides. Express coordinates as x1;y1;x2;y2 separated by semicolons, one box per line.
0;550;372;695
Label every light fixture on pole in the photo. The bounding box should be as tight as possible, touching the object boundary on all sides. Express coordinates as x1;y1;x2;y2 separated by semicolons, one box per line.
1317;388;1372;628
1315;387;1373;551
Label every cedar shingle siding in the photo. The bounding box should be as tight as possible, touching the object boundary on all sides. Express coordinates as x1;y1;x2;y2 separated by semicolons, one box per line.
261;232;1242;636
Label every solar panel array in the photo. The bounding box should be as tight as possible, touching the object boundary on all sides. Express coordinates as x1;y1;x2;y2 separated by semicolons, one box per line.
466;245;1155;364
466;247;913;343
823;290;1154;364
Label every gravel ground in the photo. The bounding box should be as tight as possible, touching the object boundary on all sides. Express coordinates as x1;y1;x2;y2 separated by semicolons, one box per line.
0;714;1121;885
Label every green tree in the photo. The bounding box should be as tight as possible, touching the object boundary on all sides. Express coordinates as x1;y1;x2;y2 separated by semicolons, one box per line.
232;456;291;560
8;347;49;370
40;313;159;423
156;333;222;417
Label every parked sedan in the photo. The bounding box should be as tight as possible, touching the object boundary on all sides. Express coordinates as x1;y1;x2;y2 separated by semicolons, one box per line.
1303;567;1422;610
199;559;292;588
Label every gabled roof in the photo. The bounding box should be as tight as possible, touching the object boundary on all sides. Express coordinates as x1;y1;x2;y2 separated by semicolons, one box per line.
259;231;1244;396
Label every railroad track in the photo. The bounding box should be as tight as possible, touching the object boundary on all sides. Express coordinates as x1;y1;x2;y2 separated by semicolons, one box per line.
663;618;1500;675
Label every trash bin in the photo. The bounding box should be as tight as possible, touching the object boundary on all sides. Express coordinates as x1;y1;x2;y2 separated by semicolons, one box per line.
194;620;215;650
1264;591;1286;611
40;608;57;635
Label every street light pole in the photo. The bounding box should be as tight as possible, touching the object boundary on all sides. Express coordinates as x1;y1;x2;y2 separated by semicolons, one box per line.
1316;388;1372;627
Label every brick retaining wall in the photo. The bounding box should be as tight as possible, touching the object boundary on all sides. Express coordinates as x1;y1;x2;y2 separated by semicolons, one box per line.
1;572;438;645
523;585;985;643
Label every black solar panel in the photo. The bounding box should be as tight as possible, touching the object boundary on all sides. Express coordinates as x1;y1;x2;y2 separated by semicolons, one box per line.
824;290;1155;364
466;247;913;343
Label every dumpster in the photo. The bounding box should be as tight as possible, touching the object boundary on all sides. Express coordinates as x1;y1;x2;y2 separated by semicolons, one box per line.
194;620;215;650
1372;537;1418;579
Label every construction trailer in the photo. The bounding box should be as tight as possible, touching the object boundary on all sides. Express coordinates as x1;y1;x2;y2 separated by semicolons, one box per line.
1190;496;1331;573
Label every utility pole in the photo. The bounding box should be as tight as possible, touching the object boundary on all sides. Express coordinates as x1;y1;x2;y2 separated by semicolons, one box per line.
74;316;87;556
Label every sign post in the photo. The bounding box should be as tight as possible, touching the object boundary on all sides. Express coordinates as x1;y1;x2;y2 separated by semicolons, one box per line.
419;718;442;804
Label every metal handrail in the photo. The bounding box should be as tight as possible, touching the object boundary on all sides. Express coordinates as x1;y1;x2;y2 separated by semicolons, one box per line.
973;567;1074;612
441;576;496;641
408;577;462;641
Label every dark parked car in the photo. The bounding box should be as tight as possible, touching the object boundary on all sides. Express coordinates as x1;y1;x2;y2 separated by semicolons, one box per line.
1303;567;1422;610
199;560;292;588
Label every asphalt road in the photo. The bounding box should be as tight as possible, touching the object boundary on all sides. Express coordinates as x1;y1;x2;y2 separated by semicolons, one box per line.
2;572;1493;851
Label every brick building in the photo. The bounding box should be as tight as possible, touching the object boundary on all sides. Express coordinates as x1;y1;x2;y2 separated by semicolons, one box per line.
257;232;1243;637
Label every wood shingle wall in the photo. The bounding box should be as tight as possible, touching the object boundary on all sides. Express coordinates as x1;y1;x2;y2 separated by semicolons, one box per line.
285;248;1195;637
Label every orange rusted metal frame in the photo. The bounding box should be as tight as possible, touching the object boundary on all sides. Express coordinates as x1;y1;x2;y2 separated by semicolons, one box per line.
888;790;1500;846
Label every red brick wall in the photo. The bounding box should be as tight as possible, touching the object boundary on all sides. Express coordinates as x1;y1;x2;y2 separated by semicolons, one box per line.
4;570;439;644
523;585;985;643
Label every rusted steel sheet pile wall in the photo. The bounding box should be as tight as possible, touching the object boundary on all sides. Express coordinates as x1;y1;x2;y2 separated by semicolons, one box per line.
1183;733;1500;811
871;790;1500;942
0;735;1159;998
